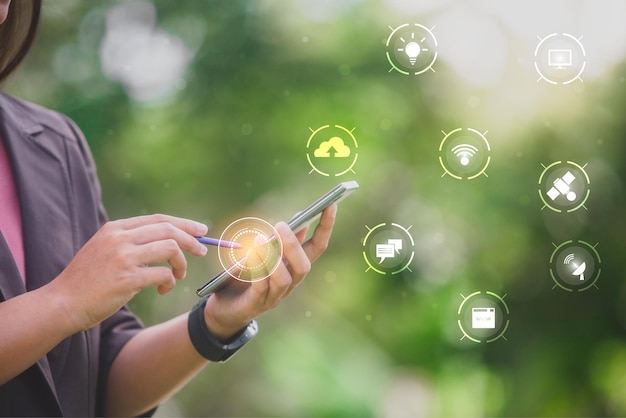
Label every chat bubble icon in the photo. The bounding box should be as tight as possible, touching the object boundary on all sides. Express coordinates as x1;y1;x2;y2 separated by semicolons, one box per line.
387;239;403;254
376;244;395;264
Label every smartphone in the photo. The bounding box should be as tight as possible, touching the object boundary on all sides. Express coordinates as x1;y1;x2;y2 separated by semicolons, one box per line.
196;180;359;296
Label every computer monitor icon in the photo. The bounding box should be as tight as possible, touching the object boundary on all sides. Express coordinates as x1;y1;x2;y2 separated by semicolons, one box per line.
548;49;572;69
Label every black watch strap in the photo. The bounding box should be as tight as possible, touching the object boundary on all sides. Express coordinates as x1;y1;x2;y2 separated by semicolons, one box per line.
188;296;258;362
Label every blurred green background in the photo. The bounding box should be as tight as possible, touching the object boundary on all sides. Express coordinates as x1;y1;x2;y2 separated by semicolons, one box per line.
6;0;626;416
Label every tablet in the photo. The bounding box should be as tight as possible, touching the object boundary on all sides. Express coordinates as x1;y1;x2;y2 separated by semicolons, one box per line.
196;180;359;296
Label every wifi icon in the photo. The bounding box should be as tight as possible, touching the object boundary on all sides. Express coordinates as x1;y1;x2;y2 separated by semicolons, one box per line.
451;144;478;166
563;254;576;265
439;128;491;180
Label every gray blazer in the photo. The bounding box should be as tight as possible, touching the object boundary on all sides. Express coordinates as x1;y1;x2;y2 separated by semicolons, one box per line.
0;93;145;416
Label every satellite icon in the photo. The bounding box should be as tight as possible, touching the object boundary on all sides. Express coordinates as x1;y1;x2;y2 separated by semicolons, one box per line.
547;170;577;202
538;161;590;213
564;253;586;281
452;144;478;166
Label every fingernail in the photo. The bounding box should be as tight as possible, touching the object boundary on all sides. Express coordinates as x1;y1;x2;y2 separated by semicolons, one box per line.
194;221;208;234
200;245;208;256
275;222;289;235
254;234;269;246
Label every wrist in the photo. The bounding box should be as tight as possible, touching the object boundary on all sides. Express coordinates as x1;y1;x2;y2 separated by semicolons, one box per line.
44;279;89;334
187;296;258;362
202;295;252;342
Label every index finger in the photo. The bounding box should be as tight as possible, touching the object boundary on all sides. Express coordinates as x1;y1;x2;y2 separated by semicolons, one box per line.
115;213;208;236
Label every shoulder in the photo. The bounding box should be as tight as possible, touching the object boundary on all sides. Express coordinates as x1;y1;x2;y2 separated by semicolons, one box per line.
0;91;84;143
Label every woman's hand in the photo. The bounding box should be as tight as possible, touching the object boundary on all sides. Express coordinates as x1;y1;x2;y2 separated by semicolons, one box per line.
49;214;208;332
203;204;337;341
102;206;336;415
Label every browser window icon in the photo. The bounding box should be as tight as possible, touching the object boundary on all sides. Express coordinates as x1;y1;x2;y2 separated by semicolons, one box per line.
472;308;496;329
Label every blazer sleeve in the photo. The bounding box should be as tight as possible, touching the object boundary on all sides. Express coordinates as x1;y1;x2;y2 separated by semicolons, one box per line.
96;307;149;416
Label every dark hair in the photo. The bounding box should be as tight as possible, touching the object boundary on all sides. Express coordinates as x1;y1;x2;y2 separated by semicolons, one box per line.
0;0;41;83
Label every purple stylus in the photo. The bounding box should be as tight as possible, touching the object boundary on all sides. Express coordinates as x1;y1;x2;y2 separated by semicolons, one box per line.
196;237;243;249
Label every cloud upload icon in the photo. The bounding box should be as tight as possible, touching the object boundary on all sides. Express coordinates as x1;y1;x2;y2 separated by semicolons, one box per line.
313;136;351;158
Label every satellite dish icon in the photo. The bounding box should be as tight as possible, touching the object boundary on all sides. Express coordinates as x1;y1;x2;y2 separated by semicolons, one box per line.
571;262;586;281
564;253;586;281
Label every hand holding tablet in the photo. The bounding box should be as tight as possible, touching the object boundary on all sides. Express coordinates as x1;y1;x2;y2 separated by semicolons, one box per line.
196;181;359;296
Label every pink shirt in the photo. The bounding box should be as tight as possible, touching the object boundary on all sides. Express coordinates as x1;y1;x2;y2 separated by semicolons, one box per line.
0;136;25;282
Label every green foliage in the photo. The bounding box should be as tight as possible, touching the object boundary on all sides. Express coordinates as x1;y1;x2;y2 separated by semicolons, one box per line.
7;0;626;416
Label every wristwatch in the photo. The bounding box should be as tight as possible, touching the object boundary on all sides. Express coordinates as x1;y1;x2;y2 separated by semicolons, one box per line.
188;296;258;362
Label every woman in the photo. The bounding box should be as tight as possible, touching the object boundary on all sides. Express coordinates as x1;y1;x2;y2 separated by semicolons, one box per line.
0;1;336;416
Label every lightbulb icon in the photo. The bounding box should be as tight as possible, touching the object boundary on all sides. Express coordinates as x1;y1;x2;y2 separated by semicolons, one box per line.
386;23;438;75
405;41;420;65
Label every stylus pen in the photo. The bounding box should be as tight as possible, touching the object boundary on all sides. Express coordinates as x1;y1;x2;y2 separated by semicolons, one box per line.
196;237;243;249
